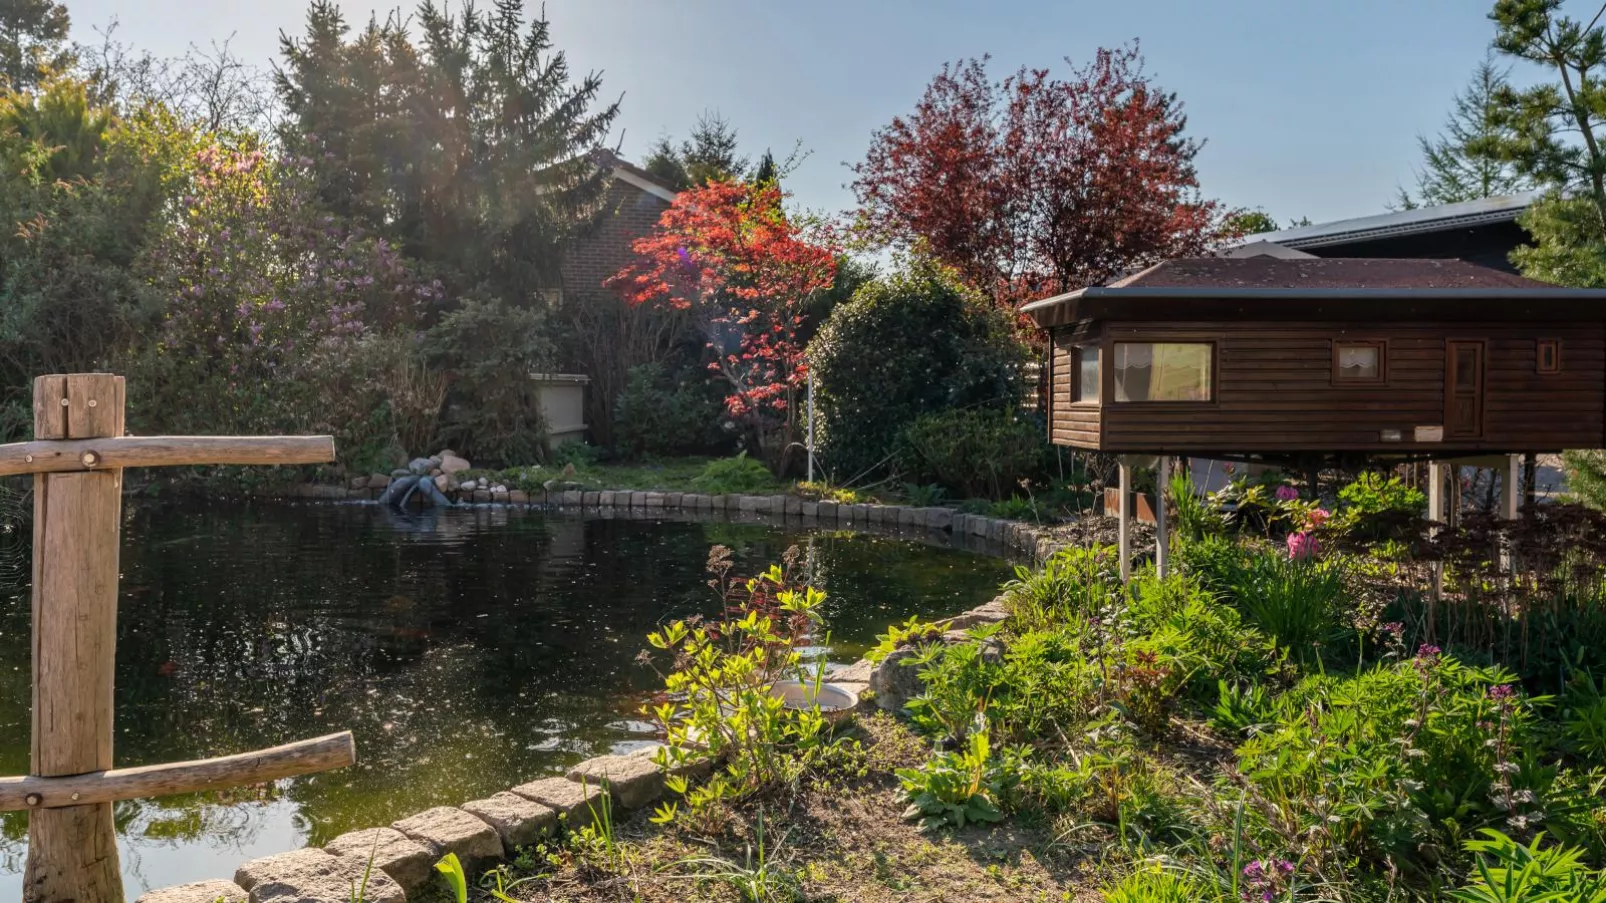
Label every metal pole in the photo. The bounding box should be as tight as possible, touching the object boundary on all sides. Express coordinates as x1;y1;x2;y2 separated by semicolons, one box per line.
806;366;815;483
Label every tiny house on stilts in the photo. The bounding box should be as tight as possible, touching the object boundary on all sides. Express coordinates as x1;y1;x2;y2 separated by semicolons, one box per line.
1022;255;1606;579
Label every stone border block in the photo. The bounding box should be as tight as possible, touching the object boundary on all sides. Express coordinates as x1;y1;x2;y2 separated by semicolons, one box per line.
136;880;248;903
510;776;607;833
324;827;435;894
462;792;558;852
392;806;503;877
567;754;665;810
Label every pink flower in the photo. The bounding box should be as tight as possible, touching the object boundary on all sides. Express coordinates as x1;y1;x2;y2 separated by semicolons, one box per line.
1287;531;1319;560
1275;485;1299;502
1306;507;1330;528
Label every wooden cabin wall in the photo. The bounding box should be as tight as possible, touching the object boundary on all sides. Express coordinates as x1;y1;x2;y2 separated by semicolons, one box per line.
1050;324;1101;448
1075;320;1604;454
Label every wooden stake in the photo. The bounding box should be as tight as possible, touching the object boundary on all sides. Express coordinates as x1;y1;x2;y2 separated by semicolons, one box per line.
0;732;355;812
25;374;124;903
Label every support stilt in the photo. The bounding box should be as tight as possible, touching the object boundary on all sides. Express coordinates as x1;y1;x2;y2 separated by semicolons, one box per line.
1118;460;1132;583
1427;460;1445;628
1155;456;1170;579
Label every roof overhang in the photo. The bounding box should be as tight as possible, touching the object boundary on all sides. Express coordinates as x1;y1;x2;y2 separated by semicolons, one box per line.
1022;286;1606;329
1237;191;1539;250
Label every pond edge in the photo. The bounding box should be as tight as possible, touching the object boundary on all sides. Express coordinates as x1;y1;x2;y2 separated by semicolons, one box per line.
134;491;1071;903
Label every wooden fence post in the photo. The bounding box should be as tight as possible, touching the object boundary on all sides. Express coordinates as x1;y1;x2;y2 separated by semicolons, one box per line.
24;374;125;903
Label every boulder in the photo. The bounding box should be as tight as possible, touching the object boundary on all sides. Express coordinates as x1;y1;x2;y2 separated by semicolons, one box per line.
348;476;368;490
234;847;404;903
367;474;392;490
392;806;502;877
439;454;472;474
324;826;434;894
459;479;478;491
509;489;529;504
869;647;927;713
462;792;557;852
407;457;434;476
434;474;452;492
944;599;1011;630
828;659;876;684
566;754;665;810
509;776;606;832
136;880;247;903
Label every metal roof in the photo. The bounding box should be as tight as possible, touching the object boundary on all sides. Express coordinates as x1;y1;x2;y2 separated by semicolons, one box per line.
1238;191;1540;249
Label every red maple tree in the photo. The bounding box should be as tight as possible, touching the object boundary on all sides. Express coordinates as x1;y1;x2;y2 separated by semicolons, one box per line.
608;180;837;470
853;44;1227;309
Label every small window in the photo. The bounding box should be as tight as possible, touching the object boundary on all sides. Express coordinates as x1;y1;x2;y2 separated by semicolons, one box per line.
1075;345;1100;403
1113;342;1212;402
1538;339;1562;374
1334;341;1386;383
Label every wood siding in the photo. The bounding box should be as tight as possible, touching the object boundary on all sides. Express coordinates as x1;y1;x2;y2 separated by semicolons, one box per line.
1050;325;1101;447
1047;320;1605;454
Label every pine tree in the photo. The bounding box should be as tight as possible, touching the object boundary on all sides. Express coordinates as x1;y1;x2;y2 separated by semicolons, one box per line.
276;0;620;301
0;0;71;91
1399;57;1531;208
1489;0;1606;227
640;111;749;190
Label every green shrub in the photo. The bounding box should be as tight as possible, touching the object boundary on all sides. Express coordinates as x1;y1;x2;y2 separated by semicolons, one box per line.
1332;471;1427;543
424;296;555;467
1220;551;1346;658
1004;545;1121;633
898;407;1046;499
896;728;1017;832
690;453;779;495
809;258;1026;483
612;361;731;458
1450;829;1606;902
1236;654;1540;870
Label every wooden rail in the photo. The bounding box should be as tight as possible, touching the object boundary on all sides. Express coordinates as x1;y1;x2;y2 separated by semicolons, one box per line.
0;435;335;477
0;733;356;812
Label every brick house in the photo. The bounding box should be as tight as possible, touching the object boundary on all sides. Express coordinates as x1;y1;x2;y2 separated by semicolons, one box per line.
557;151;682;446
560;150;680;301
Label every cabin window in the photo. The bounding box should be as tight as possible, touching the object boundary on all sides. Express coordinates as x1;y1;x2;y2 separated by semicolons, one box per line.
1112;342;1212;402
1075;345;1100;403
1334;341;1386;383
1538;339;1562;374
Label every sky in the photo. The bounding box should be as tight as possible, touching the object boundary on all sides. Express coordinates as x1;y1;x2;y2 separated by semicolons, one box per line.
64;0;1563;228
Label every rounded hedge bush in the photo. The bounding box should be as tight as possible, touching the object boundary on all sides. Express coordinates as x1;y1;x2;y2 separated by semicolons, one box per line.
807;259;1026;483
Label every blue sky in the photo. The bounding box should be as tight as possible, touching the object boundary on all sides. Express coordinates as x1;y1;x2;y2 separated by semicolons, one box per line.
68;0;1555;226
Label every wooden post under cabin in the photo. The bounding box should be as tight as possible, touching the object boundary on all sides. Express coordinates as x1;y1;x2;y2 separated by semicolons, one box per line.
1428;460;1446;615
1118;460;1132;583
25;374;125;902
1155;456;1170;579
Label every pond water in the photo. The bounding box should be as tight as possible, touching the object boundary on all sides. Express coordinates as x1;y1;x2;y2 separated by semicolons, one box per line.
0;501;1013;898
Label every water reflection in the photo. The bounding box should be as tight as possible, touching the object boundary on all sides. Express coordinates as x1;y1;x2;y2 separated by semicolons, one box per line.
0;501;1011;897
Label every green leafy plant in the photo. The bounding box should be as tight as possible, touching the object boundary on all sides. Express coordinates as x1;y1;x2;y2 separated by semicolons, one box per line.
643;546;830;822
897;407;1046;500
866;616;945;663
570;778;624;877
1002;545;1120;633
896;728;1015;832
690;452;781;494
902;482;947;506
1223;551;1345;658
1101;865;1210;903
1450;829;1606;902
1210;679;1277;738
435;852;469;903
1562;670;1606;764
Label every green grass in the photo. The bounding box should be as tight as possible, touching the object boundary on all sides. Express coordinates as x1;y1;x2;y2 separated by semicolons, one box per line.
463;456;788;495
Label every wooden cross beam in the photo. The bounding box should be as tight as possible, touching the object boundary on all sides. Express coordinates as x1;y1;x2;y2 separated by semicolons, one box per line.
18;374;353;903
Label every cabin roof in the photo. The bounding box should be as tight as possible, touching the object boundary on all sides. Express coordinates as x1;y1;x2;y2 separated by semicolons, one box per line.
1022;255;1606;328
1237;192;1540;249
1108;257;1552;290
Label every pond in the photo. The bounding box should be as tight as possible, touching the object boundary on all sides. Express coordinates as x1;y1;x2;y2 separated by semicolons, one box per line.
0;500;1014;898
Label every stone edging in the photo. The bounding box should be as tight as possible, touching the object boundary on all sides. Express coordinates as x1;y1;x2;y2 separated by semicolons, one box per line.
138;492;1064;902
279;483;1072;564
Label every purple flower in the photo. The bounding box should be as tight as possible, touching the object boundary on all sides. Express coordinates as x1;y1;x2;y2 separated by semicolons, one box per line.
1489;684;1516;701
1382;622;1404;636
1416;644;1442;660
1275;485;1299;502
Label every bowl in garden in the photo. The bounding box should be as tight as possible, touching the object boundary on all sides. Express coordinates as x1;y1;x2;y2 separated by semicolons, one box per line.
768;680;858;723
